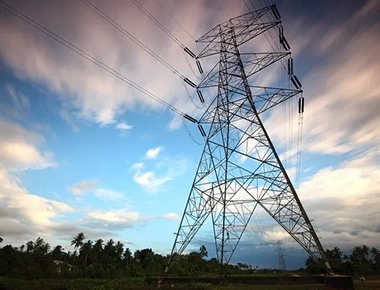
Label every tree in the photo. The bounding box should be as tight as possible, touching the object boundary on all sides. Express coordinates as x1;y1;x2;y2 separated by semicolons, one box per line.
26;241;34;253
80;240;93;267
123;247;133;268
370;247;380;274
71;232;85;266
351;245;372;275
326;247;343;273
199;245;208;258
51;245;64;260
104;239;115;258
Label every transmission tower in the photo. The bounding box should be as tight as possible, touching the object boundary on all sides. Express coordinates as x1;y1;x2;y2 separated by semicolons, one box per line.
168;5;333;275
275;241;287;271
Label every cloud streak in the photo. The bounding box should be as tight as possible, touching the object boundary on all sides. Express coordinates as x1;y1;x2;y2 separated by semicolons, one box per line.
0;0;244;127
68;179;126;200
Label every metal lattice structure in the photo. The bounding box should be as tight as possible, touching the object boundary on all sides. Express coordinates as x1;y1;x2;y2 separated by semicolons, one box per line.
275;241;287;271
169;5;333;275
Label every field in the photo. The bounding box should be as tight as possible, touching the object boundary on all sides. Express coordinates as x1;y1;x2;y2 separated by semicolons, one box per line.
1;277;380;290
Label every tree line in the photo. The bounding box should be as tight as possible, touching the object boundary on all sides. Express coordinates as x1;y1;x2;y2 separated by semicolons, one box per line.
305;245;380;276
0;233;242;279
1;234;379;279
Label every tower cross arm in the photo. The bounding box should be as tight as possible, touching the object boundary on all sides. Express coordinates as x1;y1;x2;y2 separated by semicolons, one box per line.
196;6;280;59
252;87;303;114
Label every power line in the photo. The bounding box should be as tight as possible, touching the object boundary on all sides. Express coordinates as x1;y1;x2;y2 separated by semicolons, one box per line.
79;0;188;79
0;0;184;116
154;0;196;42
78;0;203;110
129;0;204;82
129;0;185;48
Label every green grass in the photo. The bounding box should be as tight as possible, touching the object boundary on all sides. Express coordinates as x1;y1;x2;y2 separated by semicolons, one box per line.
1;277;380;290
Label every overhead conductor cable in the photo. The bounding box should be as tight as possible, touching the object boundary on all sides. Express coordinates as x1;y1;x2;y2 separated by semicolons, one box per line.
0;0;189;118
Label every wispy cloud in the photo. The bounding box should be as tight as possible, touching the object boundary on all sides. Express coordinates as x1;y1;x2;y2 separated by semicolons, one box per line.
145;146;163;159
59;106;80;132
94;188;126;201
160;213;180;221
0;0;245;126
267;3;380;158
5;83;31;114
115;122;133;131
133;170;172;193
68;179;126;200
86;210;140;223
68;179;100;195
131;147;189;193
0;121;55;171
0;121;72;244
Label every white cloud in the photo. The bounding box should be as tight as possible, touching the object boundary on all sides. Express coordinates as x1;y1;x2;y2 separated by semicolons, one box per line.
115;122;133;131
59;106;80;132
0;0;245;127
131;162;144;170
266;9;380;157
0;155;72;244
145;146;163;159
94;188;126;200
0;120;76;246
86;210;140;223
0;121;55;171
133;170;171;193
68;179;100;195
297;154;380;249
131;148;189;193
161;213;180;220
5;83;30;114
68;179;126;200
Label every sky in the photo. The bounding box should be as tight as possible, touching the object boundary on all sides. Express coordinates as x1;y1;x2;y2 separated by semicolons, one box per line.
0;0;379;269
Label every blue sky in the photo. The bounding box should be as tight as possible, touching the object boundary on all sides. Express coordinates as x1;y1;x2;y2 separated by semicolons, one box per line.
0;0;379;269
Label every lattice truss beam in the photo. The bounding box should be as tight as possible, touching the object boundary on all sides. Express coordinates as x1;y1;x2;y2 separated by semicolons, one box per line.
169;4;332;274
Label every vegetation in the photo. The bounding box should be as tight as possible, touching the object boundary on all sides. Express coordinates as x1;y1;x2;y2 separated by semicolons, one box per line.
305;245;380;276
1;233;380;288
0;233;244;279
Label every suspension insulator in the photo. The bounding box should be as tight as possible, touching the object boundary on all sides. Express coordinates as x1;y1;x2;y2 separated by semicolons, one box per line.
196;60;204;74
197;90;205;103
184;47;196;58
293;75;302;88
291;75;302;89
298;97;304;113
278;26;284;43
184;77;197;88
271;5;281;20
287;57;293;75
183;114;197;123
198;124;206;137
281;36;290;51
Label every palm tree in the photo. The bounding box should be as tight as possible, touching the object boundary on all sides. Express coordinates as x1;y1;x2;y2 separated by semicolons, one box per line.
41;242;51;255
123;247;132;267
71;232;85;266
26;240;34;253
80;239;93;267
51;245;64;260
92;239;103;264
34;237;44;249
115;241;124;259
104;239;115;257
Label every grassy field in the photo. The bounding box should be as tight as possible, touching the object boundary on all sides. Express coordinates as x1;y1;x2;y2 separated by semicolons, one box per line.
1;278;379;290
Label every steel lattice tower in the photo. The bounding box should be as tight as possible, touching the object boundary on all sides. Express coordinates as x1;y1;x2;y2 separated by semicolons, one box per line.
275;241;287;271
169;5;333;275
